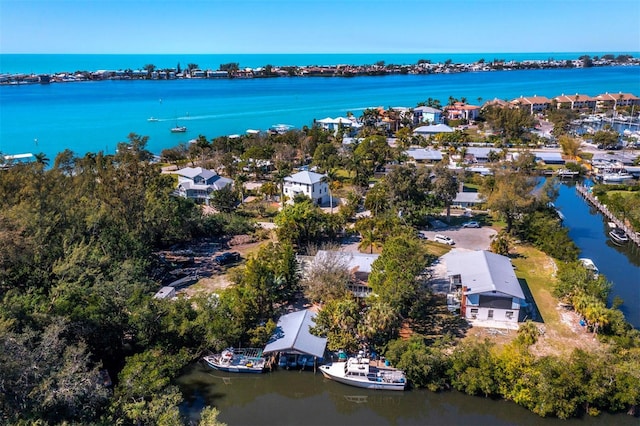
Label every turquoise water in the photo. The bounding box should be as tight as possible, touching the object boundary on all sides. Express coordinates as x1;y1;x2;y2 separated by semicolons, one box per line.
1;65;639;159
2;52;638;74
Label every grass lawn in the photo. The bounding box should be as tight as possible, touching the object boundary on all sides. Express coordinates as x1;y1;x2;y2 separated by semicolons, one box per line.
423;241;452;257
463;244;603;356
509;244;603;356
511;245;562;330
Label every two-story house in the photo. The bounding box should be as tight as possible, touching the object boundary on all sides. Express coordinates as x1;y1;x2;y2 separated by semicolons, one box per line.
175;166;233;205
283;170;329;205
445;102;481;122
413;106;443;125
445;250;528;328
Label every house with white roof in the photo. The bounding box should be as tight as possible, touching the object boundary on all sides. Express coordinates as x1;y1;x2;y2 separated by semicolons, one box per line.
413;106;443;124
316;117;360;134
444;250;528;328
283;170;329;205
175;166;233;205
413;123;454;137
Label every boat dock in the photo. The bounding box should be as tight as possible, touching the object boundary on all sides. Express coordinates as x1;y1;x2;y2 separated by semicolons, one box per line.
576;184;640;248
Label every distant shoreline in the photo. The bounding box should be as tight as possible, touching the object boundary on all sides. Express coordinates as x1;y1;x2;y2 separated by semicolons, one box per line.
2;54;638;85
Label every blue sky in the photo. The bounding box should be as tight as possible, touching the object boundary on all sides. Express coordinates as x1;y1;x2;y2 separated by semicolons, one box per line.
1;0;639;54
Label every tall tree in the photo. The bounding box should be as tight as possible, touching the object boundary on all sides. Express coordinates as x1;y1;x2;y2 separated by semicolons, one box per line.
431;164;458;222
368;233;430;314
480;168;537;233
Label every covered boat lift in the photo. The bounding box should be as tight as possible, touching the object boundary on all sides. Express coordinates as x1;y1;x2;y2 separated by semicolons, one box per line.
263;309;327;371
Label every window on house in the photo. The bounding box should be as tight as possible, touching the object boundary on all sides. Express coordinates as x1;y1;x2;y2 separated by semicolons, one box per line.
470;308;478;319
488;310;494;319
506;311;514;320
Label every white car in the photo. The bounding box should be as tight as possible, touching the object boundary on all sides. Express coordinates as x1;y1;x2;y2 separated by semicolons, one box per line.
462;221;480;228
434;234;455;245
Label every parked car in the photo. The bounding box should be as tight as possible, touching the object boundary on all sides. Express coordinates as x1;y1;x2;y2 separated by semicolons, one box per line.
416;231;428;240
461;221;480;228
434;234;455;245
214;251;241;265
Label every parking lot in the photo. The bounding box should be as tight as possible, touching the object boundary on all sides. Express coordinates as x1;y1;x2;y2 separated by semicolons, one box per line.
419;226;497;251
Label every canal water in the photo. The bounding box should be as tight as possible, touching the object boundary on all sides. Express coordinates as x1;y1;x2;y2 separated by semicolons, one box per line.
176;362;637;426
554;180;640;328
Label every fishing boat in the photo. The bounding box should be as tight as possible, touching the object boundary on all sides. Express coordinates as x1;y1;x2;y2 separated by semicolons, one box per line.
203;348;266;374
319;351;406;391
579;258;599;278
170;125;187;133
609;228;629;245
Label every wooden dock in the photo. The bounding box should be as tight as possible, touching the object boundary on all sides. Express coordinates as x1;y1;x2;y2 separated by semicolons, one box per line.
576;184;640;248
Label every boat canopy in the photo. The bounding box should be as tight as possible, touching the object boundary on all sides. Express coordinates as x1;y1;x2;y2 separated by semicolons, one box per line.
263;309;327;358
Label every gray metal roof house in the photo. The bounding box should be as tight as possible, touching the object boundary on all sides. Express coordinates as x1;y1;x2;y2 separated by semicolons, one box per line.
452;191;483;208
175;166;233;205
263;310;327;359
444;250;528;328
413;123;454;136
534;152;565;165
405;148;443;163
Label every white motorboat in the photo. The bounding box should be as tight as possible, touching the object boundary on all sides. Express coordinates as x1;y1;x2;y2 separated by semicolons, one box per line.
147;117;159;122
579;258;599;278
609;228;629;245
319;352;406;391
203;348;266;374
170;125;187;133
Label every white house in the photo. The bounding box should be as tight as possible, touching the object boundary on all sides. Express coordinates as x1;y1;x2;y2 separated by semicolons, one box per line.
452;192;483;208
175;166;233;205
283;170;329;205
315;116;360;134
444;250;528;328
413;106;443;124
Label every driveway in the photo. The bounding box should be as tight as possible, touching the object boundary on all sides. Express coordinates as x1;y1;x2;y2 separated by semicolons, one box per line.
422;226;497;294
420;226;497;251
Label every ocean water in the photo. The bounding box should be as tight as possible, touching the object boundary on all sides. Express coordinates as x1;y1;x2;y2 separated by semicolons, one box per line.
1;64;639;159
2;52;639;74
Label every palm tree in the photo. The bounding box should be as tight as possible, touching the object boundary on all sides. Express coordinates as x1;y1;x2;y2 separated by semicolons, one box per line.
321;169;339;214
260;181;278;201
355;217;383;254
34;152;49;167
234;173;248;204
584;301;609;335
273;167;291;206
